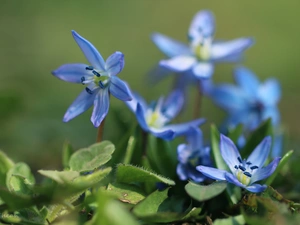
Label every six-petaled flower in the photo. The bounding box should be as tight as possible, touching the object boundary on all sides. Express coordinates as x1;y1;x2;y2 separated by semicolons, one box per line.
197;134;281;193
52;30;132;127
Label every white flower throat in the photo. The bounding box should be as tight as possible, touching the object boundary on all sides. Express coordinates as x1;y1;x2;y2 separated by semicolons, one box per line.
190;37;212;61
234;156;259;186
145;98;170;128
81;66;110;94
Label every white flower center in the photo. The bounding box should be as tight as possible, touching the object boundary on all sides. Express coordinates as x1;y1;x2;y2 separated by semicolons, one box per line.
234;157;259;186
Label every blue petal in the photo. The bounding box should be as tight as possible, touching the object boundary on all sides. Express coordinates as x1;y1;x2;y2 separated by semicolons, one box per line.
185;127;203;151
91;88;109;127
177;144;191;164
159;56;196;72
71;30;106;70
210;84;249;112
136;103;150;132
52;63;91;83
164;118;206;137
192;62;214;79
109;76;132;101
251;157;281;183
151;32;191;58
247;136;271;168
162;89;184;120
148;127;175;140
224;172;245;189
220;134;241;174
210;38;254;61
63;85;98;122
271;131;283;158
105;51;125;76
245;184;267;193
177;163;206;183
262;107;280;125
258;78;281;106
125;92;148;114
196;165;226;181
188;10;215;40
176;164;189;181
234;66;260;97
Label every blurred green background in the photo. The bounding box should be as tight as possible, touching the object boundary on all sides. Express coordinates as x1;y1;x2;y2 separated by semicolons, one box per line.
0;0;299;170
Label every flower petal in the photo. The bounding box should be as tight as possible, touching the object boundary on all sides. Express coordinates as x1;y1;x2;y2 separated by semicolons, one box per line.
136;103;150;131
109;76;132;101
210;84;249;112
72;30;106;70
91;88;109;127
63;85;98;122
261;107;280;125
176;164;188;181
177;144;191;164
210;38;254;61
151;32;191;58
52;63;91;83
196;165;226;181
224;172;246;189
126;92;147;113
251;157;281;183
245;184;267;193
220;134;241;174
258;78;281;106
188;10;215;40
192;62;214;79
105;51;125;76
159;56;197;72
164;118;206;137
162;89;184;120
186;127;203;151
247;136;272;168
233;66;260;97
148;127;175;140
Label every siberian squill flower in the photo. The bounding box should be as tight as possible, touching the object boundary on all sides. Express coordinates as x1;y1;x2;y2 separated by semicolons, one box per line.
52;31;132;127
197;134;281;193
151;10;253;80
177;127;212;182
126;90;205;140
209;66;281;131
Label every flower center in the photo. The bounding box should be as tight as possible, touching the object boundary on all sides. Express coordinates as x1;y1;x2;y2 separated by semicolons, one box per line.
81;66;110;94
191;38;212;61
145;98;170;129
234;157;258;186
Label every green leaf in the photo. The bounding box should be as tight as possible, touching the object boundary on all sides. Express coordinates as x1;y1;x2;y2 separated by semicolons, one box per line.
38;170;80;184
62;141;74;169
0;186;34;210
265;150;293;186
210;124;228;171
106;182;146;204
185;181;227;202
0;150;14;186
116;164;175;186
69;141;115;173
132;188;184;223
122;134;137;164
181;207;203;221
214;215;245;225
242;118;272;157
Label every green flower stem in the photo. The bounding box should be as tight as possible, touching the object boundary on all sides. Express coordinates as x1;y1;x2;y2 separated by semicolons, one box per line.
193;84;202;119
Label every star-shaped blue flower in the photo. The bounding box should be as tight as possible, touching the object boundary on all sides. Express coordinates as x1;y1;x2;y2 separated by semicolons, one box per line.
52;30;132;127
152;10;253;79
197;134;281;193
126;90;205;140
177;127;212;182
209;66;281;131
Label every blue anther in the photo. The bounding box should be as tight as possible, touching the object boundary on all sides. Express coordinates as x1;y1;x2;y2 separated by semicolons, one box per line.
234;165;238;169
85;87;93;94
85;66;93;70
99;81;105;89
250;165;258;170
243;172;252;177
238;165;246;171
93;70;100;77
246;161;252;165
237;157;242;163
81;77;85;84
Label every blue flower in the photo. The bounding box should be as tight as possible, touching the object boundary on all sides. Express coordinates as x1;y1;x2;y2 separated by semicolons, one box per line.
126;90;205;140
151;10;253;80
52;30;132;127
177;127;212;182
197;134;281;193
209;66;281;131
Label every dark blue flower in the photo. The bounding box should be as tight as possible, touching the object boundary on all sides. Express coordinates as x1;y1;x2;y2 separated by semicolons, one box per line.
52;31;132;127
177;127;212;182
152;10;253;80
197;134;281;193
210;66;281;131
126;90;205;140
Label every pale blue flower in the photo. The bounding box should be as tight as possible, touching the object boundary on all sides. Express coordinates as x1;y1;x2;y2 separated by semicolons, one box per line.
177;127;212;182
152;10;253;80
210;66;281;131
126;90;205;140
197;134;281;193
52;30;132;127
